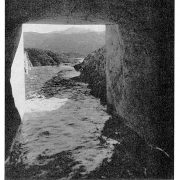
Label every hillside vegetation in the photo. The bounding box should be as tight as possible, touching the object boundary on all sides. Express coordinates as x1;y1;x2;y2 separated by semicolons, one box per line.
25;48;68;66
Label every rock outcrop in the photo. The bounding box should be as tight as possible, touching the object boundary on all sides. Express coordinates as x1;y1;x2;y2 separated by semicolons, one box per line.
74;47;106;104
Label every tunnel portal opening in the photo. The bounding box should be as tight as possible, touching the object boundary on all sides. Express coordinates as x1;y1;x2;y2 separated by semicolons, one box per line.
7;23;130;177
10;23;109;118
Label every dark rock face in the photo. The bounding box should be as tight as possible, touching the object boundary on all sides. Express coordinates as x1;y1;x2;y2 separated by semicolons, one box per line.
75;47;107;104
105;14;174;158
6;0;174;177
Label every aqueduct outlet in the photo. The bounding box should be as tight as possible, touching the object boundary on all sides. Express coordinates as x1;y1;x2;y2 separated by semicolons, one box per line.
6;0;174;177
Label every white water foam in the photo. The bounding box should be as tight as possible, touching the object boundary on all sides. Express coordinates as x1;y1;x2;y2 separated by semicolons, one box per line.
25;97;68;113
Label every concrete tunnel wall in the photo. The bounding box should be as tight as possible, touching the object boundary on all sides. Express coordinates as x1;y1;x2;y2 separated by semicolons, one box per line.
106;24;160;143
6;0;174;163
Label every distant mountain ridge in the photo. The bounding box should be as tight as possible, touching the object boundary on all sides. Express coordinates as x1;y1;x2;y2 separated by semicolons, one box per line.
53;27;95;34
24;28;105;55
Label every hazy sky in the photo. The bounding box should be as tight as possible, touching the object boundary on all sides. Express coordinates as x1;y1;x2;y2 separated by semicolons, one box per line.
23;24;105;33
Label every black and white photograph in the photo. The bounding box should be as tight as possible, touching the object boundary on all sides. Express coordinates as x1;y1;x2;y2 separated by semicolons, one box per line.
4;0;175;179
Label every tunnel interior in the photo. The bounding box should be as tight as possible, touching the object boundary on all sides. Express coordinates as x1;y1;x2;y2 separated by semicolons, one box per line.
6;0;174;178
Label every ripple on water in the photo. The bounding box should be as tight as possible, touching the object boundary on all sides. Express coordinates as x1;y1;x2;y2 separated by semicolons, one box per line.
6;66;117;179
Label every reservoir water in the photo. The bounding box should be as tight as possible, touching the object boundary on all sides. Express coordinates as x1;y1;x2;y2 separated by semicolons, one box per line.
6;65;118;179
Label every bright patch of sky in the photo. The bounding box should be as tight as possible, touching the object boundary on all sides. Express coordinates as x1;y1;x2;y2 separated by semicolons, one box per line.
23;24;105;33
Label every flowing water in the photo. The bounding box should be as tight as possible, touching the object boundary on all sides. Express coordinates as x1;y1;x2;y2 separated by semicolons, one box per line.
6;65;118;179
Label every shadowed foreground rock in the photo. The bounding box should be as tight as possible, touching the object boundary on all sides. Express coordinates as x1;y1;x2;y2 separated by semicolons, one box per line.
89;115;173;179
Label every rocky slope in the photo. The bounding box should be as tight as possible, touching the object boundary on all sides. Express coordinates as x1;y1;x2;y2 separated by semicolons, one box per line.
25;48;67;66
25;48;83;66
74;47;106;104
